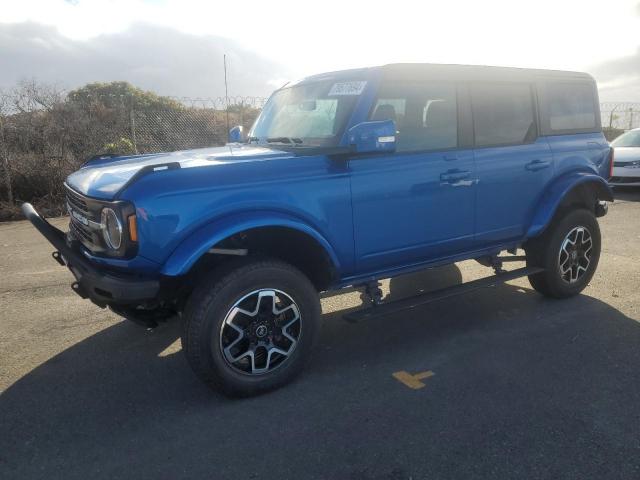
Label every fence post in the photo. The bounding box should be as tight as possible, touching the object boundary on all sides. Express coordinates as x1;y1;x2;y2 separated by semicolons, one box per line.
629;107;634;131
608;105;617;129
129;95;138;154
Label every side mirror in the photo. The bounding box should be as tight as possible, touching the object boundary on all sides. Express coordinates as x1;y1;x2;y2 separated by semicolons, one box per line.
347;120;396;154
228;125;244;143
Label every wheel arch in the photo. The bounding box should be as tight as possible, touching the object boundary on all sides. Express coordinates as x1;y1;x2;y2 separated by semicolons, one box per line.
160;211;341;291
526;172;613;239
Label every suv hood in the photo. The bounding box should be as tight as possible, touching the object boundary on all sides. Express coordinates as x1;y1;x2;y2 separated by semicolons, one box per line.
66;145;294;200
613;146;640;163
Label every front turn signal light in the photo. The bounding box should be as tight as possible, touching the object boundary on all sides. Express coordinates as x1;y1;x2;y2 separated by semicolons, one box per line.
128;214;138;242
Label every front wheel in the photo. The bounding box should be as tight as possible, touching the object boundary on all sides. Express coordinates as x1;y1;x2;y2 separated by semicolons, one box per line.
525;209;601;298
181;257;321;397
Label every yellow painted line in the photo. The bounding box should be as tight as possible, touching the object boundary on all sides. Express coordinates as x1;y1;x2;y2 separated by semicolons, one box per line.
392;370;435;390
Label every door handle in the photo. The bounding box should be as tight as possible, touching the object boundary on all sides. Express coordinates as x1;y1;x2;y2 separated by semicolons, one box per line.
440;169;473;186
525;159;551;171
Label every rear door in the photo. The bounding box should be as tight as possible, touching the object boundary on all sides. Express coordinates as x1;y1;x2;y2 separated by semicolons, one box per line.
349;80;476;274
472;82;554;245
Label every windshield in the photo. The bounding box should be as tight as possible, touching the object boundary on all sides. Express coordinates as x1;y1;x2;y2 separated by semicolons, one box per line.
611;130;640;147
248;79;366;147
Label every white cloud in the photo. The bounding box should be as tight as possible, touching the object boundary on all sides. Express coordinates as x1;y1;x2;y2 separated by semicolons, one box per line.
0;22;287;97
3;0;640;98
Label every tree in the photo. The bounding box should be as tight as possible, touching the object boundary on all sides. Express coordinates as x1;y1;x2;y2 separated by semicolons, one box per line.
0;89;13;205
67;81;183;111
66;82;187;155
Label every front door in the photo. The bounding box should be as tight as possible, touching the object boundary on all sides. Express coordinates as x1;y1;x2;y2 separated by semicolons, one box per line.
350;80;476;275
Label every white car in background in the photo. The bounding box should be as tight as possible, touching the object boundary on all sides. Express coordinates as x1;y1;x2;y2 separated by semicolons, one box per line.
610;128;640;187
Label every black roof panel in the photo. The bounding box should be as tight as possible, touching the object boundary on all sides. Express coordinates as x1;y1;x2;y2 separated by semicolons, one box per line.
380;63;595;82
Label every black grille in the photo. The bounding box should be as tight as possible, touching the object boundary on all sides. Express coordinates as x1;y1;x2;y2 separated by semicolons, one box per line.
65;186;90;215
70;219;92;243
610;176;640;184
65;185;101;251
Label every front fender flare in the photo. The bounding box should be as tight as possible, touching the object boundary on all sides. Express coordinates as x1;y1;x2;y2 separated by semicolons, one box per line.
526;172;613;239
160;211;341;277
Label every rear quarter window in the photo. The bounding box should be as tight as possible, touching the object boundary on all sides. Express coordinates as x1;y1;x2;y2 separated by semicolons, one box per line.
539;80;600;134
547;83;597;131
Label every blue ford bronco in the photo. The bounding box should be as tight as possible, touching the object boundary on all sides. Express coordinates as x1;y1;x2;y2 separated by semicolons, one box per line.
23;64;613;396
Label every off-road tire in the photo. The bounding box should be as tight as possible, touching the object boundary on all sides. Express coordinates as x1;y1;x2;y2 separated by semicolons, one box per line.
525;209;601;298
181;257;321;397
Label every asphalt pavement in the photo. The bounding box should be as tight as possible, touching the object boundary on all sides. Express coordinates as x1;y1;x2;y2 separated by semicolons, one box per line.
1;189;639;479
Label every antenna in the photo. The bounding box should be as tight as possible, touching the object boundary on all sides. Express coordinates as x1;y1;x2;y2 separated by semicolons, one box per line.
224;54;230;141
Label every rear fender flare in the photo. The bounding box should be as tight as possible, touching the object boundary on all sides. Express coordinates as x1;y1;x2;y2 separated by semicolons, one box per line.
160;211;341;277
526;172;613;239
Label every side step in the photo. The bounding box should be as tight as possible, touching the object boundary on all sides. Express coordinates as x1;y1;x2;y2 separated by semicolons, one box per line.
342;266;544;323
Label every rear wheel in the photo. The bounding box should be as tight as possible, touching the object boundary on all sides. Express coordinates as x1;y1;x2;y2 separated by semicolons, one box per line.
181;257;321;397
525;209;601;298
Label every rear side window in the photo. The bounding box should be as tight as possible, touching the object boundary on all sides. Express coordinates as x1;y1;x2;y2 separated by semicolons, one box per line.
545;82;597;131
472;83;536;147
369;82;457;152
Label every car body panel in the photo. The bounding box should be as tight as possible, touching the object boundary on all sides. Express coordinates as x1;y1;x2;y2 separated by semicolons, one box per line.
474;137;555;244
349;148;476;273
119;151;354;276
613;146;640;163
548;133;610;179
160;210;342;277
78;247;162;274
526;171;613;238
66;145;297;200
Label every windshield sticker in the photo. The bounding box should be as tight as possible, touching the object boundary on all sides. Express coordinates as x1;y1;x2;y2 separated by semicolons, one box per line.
328;81;367;96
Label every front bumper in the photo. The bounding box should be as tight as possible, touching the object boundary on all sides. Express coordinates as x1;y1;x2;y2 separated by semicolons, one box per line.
21;203;160;308
610;177;640;186
610;165;640;186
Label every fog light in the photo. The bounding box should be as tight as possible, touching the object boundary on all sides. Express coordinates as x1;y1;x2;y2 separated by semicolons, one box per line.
101;208;122;250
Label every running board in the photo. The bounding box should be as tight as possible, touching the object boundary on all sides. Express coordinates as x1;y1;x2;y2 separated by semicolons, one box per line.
342;266;544;323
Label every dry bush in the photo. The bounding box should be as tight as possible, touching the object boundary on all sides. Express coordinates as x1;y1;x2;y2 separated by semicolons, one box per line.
0;80;263;221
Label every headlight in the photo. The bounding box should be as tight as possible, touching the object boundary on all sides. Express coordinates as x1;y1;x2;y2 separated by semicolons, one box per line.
100;208;122;250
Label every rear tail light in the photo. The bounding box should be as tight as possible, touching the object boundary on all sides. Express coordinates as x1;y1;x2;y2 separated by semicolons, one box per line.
609;147;615;179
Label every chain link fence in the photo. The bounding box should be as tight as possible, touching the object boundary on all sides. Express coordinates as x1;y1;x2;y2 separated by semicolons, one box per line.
600;102;640;140
0;90;267;220
0;91;638;221
126;97;268;153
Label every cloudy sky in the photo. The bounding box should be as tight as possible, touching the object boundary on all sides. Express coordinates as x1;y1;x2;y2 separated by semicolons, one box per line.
1;0;640;100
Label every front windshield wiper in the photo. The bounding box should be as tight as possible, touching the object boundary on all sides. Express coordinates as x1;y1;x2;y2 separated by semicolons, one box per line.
245;136;304;146
267;137;303;145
